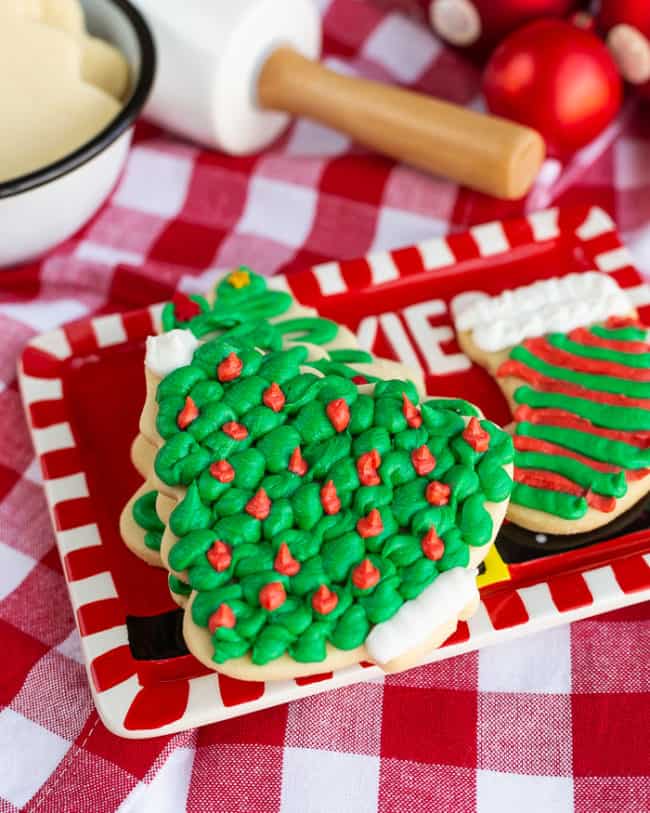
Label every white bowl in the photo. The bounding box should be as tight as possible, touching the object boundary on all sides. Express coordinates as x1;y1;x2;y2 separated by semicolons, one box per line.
0;0;155;268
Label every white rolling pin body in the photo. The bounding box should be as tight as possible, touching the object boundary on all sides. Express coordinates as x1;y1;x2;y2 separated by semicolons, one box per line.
130;0;321;153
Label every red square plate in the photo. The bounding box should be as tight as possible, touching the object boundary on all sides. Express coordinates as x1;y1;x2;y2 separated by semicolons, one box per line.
19;204;650;738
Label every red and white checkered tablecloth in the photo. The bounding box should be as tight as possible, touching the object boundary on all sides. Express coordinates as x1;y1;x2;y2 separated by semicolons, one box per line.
1;1;649;811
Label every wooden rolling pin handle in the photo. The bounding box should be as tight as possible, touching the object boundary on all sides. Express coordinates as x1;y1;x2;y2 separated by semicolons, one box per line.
258;47;545;200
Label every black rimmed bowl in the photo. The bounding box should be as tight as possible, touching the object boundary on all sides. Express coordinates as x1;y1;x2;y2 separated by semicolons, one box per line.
0;0;155;267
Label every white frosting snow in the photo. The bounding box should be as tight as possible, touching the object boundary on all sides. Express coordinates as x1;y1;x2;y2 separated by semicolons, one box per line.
451;272;632;352
365;567;478;666
145;329;199;377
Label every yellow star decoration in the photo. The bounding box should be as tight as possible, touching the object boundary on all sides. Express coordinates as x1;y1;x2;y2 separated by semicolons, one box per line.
228;269;251;289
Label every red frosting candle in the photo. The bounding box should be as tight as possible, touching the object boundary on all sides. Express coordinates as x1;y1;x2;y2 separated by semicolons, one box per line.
217;352;243;382
274;542;301;576
312;584;338;614
402;393;422;428
222;421;248;440
208;603;236;633
352;558;380;590
177;395;199;430
321;480;341;515
426;481;451;506
356;508;383;538
411;445;435;476
357;449;381;486
206;540;232;572
326;398;350;432
421;528;445;561
246;488;271;520
259;581;286;611
209;460;235;483
288;446;308;476
463;417;490;452
263;382;286;412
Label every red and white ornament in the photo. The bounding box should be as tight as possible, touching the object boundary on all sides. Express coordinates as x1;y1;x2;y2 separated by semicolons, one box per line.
482;19;622;156
425;0;579;53
598;0;650;98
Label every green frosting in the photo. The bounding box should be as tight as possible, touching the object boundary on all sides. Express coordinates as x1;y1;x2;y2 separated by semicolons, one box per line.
510;345;650;398
132;490;165;551
501;321;650;520
547;332;650;368
153;329;513;667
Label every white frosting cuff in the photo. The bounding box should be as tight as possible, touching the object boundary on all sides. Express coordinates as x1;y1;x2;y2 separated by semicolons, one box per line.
451;272;632;352
145;329;199;377
365;567;478;666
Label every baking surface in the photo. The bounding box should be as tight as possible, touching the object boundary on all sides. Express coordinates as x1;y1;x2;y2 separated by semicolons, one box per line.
2;1;650;810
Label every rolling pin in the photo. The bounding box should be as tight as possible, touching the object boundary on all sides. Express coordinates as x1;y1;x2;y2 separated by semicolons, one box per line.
132;0;545;199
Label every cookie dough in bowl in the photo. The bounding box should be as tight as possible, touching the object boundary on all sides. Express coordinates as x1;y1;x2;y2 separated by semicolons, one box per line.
0;0;154;267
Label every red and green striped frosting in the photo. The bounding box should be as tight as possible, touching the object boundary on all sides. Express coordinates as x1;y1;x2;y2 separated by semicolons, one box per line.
497;317;650;520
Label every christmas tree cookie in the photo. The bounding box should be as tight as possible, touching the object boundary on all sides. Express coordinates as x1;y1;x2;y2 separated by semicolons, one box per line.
452;271;650;535
136;324;514;679
120;268;423;572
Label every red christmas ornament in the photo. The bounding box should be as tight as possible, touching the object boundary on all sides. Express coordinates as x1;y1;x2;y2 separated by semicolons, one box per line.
288;446;308;476
326;398;350;432
357;449;381;486
426;481;451;506
206;540;232;572
217;352;243;382
411;445;436;476
177;395;199;430
274;542;301;576
246;488;271;520
599;0;650;98
352;559;381;590
483;19;623;157
402;393;422;428
320;480;341;515
421;528;445;561
312;585;339;615
222;421;248;440
426;0;579;53
210;459;235;483
208;603;236;633
259;581;286;611
462;416;490;452
356;508;383;539
263;382;285;412
172;291;201;322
